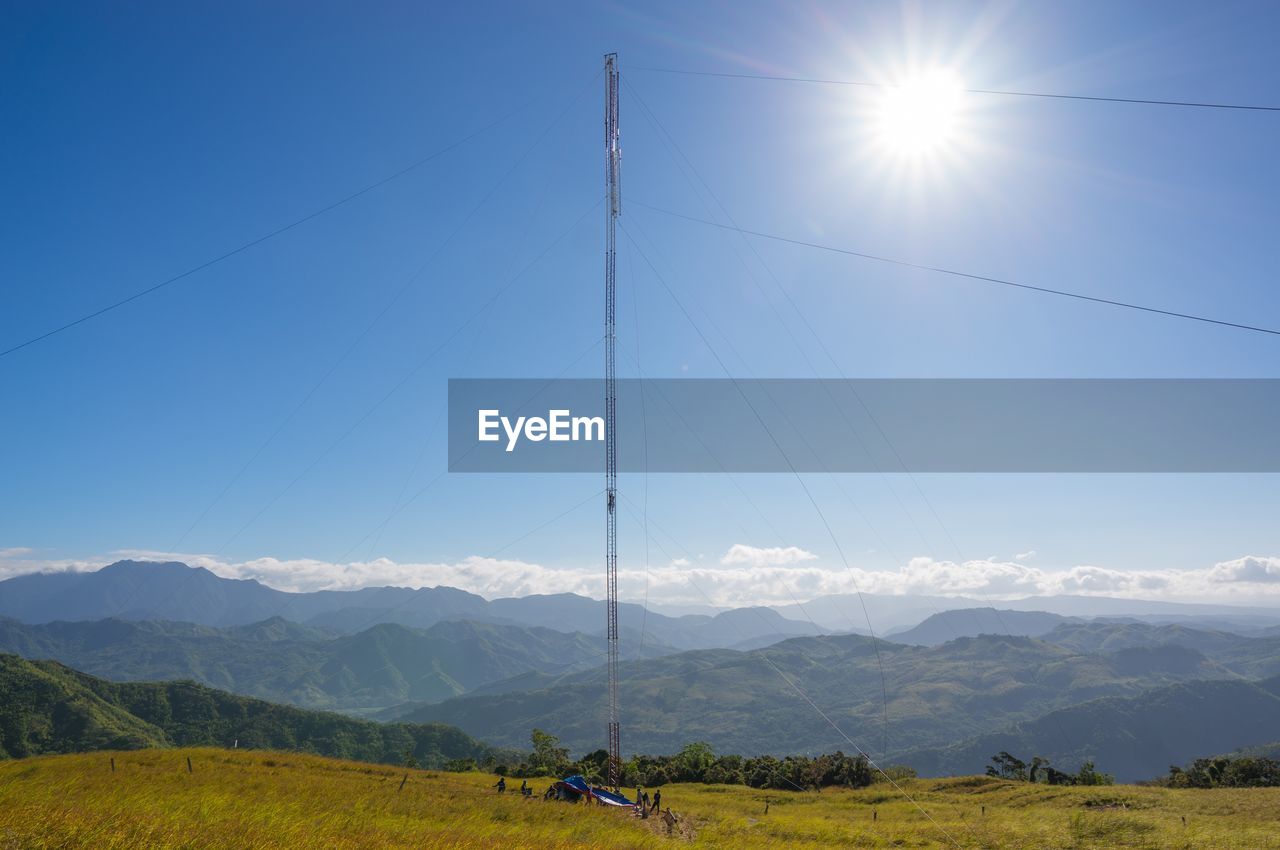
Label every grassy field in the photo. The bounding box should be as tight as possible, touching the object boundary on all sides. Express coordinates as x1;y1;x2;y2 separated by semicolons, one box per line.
2;749;1279;849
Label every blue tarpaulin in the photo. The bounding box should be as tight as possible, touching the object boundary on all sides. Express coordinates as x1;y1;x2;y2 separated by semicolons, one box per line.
561;775;591;795
591;787;635;807
558;775;635;807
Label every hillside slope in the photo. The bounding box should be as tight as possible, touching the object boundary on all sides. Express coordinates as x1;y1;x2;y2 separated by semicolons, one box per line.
0;650;166;754
0;616;668;711
1041;620;1280;678
3;749;1279;849
0;654;507;767
394;632;1239;756
888;608;1074;646
904;676;1280;782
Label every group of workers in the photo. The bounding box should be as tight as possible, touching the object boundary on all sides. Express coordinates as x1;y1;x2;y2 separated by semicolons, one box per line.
491;776;665;814
635;786;679;834
491;777;534;797
633;786;660;813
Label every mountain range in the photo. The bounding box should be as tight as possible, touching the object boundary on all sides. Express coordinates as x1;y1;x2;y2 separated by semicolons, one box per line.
902;675;1280;781
7;560;1279;645
887;608;1074;646
0;561;824;650
0;653;509;766
0;615;676;713
390;624;1279;766
5;559;1280;782
772;592;1280;633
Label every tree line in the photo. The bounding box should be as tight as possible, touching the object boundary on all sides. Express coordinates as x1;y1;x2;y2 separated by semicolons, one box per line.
1160;756;1280;788
442;729;899;790
441;731;1134;792
984;751;1113;786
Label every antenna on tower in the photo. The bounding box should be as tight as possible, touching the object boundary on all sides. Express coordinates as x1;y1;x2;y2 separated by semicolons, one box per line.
603;51;622;790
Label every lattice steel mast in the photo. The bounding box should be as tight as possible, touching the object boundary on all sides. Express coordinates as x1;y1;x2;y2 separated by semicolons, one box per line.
603;52;622;789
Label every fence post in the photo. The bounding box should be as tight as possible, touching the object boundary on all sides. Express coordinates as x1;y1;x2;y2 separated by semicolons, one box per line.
187;757;193;774
110;757;115;773
399;773;408;792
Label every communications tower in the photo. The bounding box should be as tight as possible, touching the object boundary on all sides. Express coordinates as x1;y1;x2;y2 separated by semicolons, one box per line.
603;52;622;789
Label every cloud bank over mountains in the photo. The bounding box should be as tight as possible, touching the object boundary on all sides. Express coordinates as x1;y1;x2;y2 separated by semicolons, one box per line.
2;545;1279;608
719;544;817;566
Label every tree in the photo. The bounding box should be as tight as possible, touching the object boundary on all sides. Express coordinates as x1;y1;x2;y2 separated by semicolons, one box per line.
986;752;1028;781
442;757;476;772
828;752;874;788
1043;766;1076;786
1164;756;1279;788
745;755;783;789
706;755;745;786
985;752;1110;786
1075;760;1113;786
645;765;670;787
674;741;716;782
529;729;570;776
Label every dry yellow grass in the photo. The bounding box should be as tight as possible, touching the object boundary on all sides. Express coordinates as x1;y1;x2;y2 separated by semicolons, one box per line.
2;749;1278;849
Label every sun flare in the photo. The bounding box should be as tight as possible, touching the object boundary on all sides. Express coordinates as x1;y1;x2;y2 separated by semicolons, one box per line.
873;69;966;157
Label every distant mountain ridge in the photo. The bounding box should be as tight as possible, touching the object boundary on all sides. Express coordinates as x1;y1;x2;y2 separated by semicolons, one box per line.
0;561;824;650
772;592;1280;633
0;615;673;712
6;560;1278;648
391;630;1246;758
888;608;1076;646
903;675;1280;782
0;654;508;767
7;560;1280;783
1040;621;1280;679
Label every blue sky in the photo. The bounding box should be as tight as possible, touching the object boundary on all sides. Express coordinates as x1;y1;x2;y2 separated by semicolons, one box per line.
2;1;1278;607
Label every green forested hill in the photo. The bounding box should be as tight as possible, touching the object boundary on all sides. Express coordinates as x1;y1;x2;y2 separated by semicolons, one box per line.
395;632;1242;757
1224;740;1280;760
888;608;1073;645
1043;620;1253;654
903;676;1280;782
0;616;655;712
0;654;511;767
1041;620;1280;678
0;652;166;754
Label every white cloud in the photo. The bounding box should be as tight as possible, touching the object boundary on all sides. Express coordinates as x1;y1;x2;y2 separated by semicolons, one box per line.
720;544;817;567
113;549;596;598
0;547;101;581
1014;550;1036;561
6;547;1280;609
1208;555;1280;584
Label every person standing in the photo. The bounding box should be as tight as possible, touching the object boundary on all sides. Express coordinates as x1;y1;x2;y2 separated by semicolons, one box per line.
494;777;506;794
650;788;661;812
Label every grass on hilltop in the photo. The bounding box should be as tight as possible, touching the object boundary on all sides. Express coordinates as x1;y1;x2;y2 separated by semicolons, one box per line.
2;748;1280;849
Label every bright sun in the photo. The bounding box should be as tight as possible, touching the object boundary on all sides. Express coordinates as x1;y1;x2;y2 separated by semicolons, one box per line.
873;69;966;158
